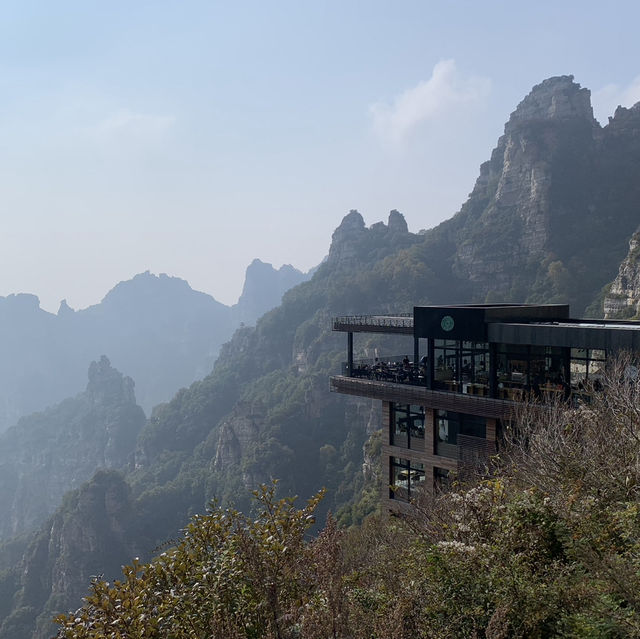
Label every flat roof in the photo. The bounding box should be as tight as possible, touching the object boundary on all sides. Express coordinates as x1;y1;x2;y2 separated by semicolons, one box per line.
333;306;640;350
491;319;640;350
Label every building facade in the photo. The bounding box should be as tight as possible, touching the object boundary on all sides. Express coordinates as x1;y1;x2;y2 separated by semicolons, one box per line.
330;304;640;511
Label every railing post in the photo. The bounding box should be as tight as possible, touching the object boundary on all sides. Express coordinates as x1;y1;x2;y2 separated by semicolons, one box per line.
348;332;354;377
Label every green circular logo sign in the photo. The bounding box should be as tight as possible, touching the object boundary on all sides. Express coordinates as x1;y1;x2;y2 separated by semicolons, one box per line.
441;315;455;332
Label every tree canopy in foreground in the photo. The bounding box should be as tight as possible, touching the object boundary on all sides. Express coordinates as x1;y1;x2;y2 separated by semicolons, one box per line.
57;357;640;638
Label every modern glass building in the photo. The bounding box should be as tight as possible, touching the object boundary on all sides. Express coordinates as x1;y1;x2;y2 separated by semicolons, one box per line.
330;304;640;511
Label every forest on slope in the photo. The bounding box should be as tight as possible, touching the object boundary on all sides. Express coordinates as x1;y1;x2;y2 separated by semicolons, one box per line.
3;75;640;638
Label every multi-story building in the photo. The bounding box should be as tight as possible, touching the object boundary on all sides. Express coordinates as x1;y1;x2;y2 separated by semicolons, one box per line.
330;304;640;511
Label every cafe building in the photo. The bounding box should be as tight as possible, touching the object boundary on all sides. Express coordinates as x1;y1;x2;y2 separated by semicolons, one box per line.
330;304;640;511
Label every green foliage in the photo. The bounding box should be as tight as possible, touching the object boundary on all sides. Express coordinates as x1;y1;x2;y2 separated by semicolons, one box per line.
55;482;338;639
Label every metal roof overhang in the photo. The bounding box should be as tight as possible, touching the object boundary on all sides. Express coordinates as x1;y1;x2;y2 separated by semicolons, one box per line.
489;322;640;351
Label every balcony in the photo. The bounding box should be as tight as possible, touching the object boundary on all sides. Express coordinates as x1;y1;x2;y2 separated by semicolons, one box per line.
330;375;516;420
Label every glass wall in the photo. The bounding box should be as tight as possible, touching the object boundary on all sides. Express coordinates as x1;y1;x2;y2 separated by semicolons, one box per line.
495;344;567;400
570;348;606;400
433;340;490;395
570;349;606;387
390;457;426;502
436;410;486;458
391;404;425;450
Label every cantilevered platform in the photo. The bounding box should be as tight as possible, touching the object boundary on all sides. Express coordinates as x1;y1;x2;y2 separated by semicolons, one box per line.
330;375;516;420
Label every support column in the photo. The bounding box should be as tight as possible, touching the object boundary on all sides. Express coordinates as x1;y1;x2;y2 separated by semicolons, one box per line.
562;346;571;398
427;338;434;389
489;342;498;398
347;332;353;377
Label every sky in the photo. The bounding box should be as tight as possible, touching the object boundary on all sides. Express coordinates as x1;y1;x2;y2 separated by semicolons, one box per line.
2;1;640;312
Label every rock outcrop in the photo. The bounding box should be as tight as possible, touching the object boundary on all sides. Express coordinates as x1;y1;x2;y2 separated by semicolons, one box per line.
232;259;309;326
604;231;640;318
0;471;142;639
0;357;145;540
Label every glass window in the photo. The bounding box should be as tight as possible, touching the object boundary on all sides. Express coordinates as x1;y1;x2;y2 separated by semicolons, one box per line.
390;457;425;501
436;410;486;458
391;404;425;450
570;348;607;390
434;340;490;394
434;467;451;492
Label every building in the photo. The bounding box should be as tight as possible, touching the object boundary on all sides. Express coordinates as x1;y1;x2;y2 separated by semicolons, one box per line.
330;304;640;511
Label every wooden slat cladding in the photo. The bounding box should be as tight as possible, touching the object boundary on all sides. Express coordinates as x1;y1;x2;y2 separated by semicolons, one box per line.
330;375;515;419
457;434;497;482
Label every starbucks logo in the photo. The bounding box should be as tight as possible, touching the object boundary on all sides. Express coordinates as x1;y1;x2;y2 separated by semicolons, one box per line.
441;315;455;332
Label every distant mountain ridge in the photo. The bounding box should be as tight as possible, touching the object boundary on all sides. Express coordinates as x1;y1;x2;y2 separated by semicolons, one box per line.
0;263;309;431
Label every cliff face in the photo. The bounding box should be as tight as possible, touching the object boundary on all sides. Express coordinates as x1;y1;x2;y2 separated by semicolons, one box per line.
0;357;145;541
0;471;142;639
604;231;640;318
444;76;640;313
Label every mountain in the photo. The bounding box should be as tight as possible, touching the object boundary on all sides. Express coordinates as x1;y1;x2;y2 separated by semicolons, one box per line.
232;259;310;326
0;356;145;541
399;75;640;315
0;265;307;432
3;75;640;637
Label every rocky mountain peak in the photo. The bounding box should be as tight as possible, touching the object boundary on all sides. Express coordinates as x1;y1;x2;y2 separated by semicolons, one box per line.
388;209;408;233
327;210;367;266
87;355;136;405
232;259;308;325
606;102;640;136
57;299;74;317
506;75;596;132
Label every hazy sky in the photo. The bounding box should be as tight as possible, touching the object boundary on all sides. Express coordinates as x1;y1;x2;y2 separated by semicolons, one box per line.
2;1;640;312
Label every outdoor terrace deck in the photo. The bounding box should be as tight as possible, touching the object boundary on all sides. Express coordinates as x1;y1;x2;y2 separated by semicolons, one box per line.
329;375;517;420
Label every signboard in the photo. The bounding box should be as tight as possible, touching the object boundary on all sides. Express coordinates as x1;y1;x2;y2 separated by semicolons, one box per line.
413;306;488;341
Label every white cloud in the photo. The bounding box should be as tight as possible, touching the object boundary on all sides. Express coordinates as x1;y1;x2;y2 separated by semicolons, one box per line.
592;76;640;124
89;108;175;144
369;59;491;146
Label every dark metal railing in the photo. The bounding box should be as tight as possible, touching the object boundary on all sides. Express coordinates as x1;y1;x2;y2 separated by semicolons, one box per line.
333;314;414;332
342;356;424;385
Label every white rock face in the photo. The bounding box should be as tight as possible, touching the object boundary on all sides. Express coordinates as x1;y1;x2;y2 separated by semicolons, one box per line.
604;232;640;319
